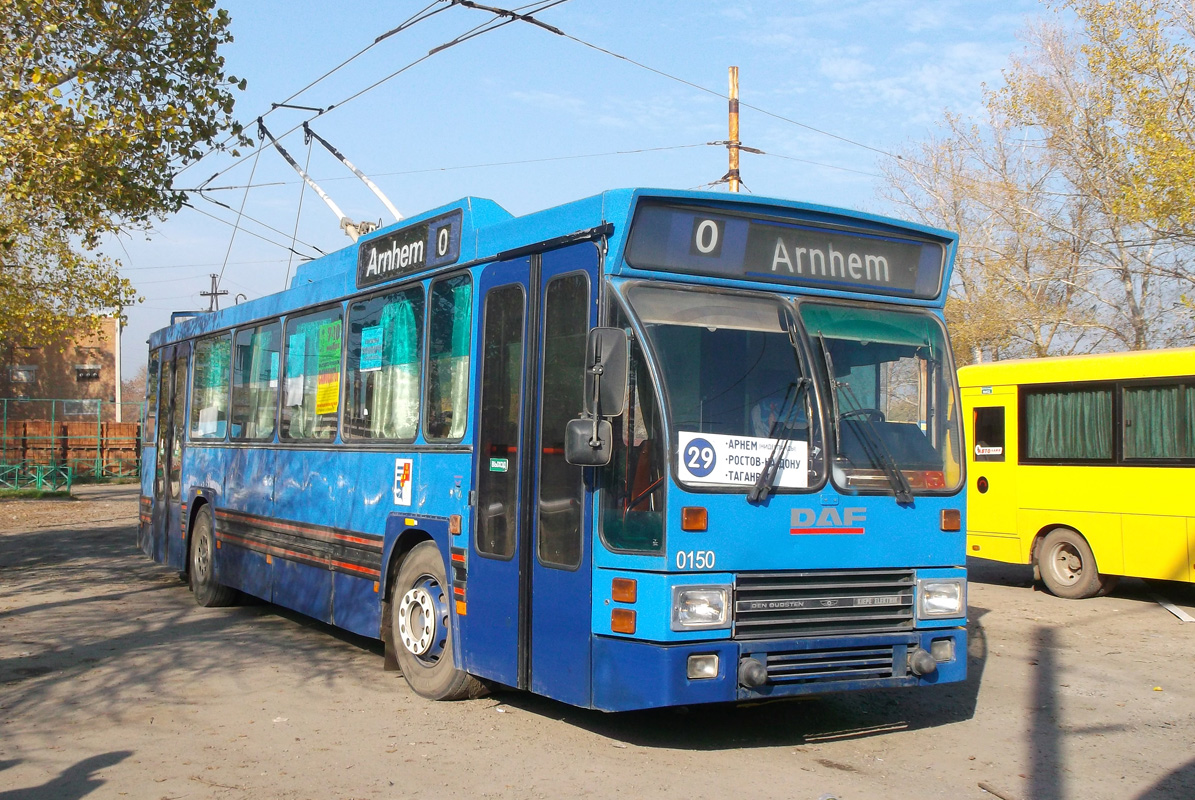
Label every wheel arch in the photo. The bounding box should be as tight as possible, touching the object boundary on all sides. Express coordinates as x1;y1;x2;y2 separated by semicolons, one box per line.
184;493;212;573
379;516;457;672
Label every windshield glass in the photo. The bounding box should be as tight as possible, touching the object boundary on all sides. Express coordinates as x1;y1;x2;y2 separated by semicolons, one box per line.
799;302;963;494
627;285;822;491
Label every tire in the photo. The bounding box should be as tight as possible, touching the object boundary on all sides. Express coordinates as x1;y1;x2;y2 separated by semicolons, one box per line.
389;541;483;700
189;506;238;607
1036;527;1116;599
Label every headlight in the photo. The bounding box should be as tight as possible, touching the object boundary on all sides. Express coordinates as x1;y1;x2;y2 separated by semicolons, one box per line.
917;579;966;619
670;585;731;630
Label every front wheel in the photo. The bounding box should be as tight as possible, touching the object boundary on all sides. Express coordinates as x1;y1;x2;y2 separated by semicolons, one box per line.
1037;527;1118;599
389;542;484;700
189;506;238;607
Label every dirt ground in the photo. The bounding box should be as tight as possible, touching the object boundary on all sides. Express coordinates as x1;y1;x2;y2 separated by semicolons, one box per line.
2;484;1194;800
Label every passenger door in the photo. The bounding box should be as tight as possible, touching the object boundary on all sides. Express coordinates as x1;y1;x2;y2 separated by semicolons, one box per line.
465;244;599;704
151;342;190;569
965;390;1018;537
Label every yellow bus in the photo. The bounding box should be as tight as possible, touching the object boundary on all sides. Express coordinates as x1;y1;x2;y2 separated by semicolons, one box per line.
959;348;1195;598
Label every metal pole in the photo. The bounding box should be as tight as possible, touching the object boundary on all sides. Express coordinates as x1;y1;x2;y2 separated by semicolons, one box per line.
728;66;740;193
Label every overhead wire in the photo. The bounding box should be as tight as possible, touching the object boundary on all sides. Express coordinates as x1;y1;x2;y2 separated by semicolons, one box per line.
173;0;453;182
184;201;322;260
186;0;571;194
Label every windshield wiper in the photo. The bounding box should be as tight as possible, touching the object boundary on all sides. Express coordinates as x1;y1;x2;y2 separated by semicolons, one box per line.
818;334;913;505
748;377;810;504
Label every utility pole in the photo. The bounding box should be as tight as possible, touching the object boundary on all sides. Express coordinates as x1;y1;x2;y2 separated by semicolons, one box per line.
199;273;229;312
728;66;740;193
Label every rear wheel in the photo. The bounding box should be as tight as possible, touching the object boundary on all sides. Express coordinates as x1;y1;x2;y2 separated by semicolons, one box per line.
189;506;238;607
1037;527;1117;599
389;541;483;700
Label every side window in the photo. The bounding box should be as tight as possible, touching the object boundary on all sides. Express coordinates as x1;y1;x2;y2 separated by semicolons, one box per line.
1123;382;1195;460
281;307;343;441
476;284;525;559
144;350;160;441
345;286;424;441
425;274;473;441
600;304;664;553
190;335;231;440
972;406;1005;462
537;272;589;569
1022;385;1112;462
232;321;281;440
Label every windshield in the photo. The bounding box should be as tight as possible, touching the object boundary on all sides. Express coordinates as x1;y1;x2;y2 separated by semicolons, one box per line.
800;302;963;494
627;285;822;491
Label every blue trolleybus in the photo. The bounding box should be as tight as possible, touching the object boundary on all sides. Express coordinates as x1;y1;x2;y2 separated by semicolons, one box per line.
138;188;967;711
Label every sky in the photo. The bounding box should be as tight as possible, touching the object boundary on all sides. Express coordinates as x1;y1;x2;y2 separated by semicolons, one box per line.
108;0;1059;378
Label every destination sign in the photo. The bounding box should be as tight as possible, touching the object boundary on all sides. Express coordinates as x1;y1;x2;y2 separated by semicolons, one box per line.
356;210;462;289
624;202;947;299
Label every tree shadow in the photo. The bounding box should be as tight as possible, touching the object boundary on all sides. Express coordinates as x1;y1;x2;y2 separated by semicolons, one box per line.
0;751;132;800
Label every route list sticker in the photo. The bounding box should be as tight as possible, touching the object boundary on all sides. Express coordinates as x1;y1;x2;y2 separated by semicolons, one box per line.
677;431;808;488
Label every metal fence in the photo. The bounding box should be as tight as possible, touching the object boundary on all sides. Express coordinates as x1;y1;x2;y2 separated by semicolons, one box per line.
1;399;143;478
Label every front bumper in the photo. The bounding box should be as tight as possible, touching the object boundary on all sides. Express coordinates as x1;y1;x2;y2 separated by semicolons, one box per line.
591;628;967;712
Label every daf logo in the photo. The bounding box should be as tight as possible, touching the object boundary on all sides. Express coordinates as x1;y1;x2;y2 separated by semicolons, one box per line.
820;599;839;607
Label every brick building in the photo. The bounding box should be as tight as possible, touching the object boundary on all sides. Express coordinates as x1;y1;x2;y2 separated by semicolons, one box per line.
1;316;125;422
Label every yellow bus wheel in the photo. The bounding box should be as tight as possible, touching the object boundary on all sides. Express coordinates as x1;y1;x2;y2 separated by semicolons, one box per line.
1037;528;1117;599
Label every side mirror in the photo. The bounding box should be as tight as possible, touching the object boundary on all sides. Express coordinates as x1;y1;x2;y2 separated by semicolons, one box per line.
583;327;628;417
564;418;613;466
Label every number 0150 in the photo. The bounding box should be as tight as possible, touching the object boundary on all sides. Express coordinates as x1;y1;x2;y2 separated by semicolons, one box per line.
676;550;716;570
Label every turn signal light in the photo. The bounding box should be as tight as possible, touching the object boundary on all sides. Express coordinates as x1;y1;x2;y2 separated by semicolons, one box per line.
941;509;961;532
611;608;636;634
611;578;637;604
448;514;462;534
681;506;708;532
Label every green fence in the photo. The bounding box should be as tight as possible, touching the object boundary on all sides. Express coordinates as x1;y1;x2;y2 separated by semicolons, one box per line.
1;399;143;479
0;463;73;491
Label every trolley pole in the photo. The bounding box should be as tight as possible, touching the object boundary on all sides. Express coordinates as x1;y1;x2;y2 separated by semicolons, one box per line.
728;66;740;193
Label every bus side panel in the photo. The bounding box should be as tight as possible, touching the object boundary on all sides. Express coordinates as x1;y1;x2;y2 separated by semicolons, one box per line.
1123;514;1190;582
270;449;342;624
273;558;332;623
218;447;276;600
332;572;379;638
1017;508;1125;576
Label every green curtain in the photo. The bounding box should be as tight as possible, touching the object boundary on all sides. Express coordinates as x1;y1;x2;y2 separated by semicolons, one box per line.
285;317;337;439
192;337;230;439
246;328;278;438
1025;389;1112;460
1124;384;1194;459
444;281;472;439
373;297;420;439
1124;385;1178;459
1186;387;1195;457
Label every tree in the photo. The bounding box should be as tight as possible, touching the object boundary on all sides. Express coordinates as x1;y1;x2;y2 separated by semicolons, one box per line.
0;0;245;347
882;0;1195;363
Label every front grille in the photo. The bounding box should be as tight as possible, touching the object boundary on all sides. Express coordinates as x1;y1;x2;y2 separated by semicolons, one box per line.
766;643;897;683
734;569;915;640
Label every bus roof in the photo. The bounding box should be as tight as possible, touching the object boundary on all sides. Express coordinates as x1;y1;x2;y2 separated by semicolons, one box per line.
958;347;1195;387
149;188;958;348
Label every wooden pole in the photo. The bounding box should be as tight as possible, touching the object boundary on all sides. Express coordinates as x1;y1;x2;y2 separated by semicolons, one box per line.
728;66;740;193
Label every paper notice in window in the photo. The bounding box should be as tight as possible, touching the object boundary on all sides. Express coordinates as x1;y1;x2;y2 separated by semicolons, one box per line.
198;406;218;436
316;372;339;415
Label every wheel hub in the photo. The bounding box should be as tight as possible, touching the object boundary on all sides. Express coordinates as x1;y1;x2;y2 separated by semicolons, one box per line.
398;577;446;661
1053;544;1082;583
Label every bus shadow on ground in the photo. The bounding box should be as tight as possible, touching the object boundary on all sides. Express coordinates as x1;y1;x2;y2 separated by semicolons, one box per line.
490;607;989;751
